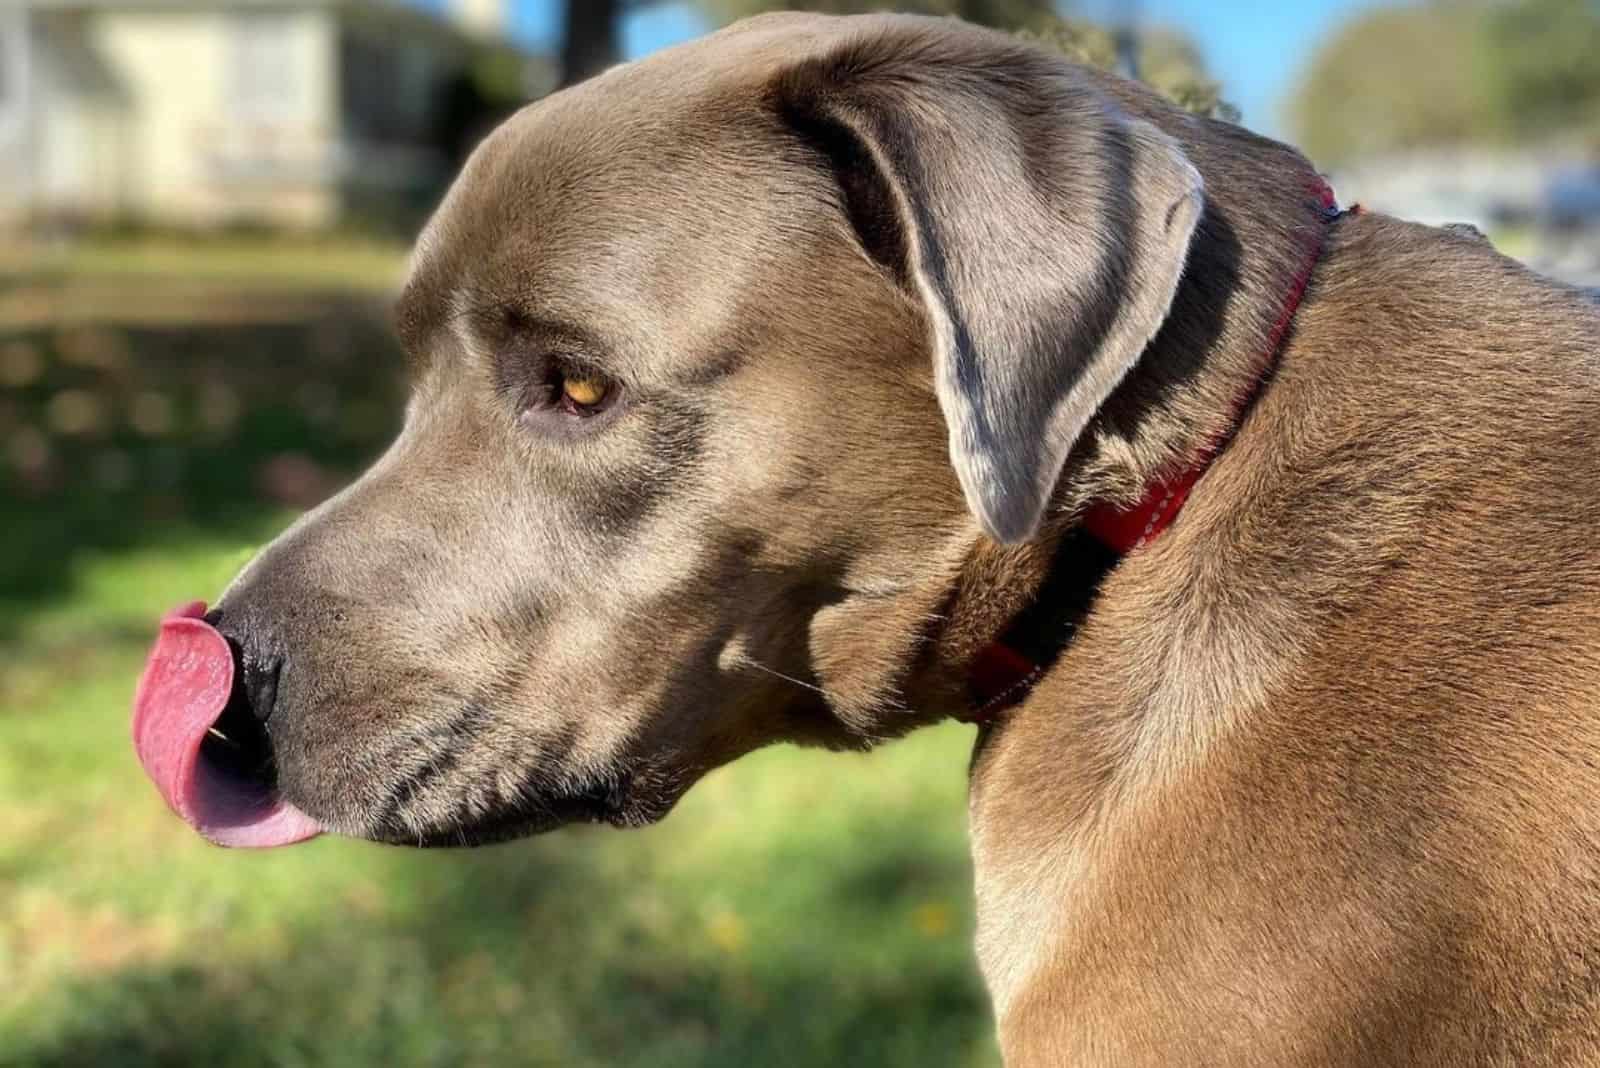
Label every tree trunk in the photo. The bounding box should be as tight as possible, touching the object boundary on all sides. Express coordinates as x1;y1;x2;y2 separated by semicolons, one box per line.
560;0;622;88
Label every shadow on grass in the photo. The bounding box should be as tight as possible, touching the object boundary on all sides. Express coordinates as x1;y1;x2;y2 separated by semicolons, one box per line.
5;827;993;1068
0;299;405;638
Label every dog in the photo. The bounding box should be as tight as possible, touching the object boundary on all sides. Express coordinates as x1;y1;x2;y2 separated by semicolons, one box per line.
130;12;1600;1065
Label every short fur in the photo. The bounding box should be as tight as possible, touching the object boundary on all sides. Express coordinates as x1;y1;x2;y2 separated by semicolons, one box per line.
207;13;1600;1065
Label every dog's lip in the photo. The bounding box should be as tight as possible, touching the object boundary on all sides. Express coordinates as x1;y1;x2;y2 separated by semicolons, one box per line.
131;601;324;848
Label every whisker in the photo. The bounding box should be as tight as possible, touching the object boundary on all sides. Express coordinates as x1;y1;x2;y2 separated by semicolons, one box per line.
733;653;922;732
733;655;830;697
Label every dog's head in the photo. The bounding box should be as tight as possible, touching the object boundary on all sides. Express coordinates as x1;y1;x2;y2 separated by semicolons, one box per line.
131;12;1204;846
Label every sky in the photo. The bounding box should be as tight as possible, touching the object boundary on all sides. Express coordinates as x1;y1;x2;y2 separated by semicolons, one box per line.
430;1;1389;138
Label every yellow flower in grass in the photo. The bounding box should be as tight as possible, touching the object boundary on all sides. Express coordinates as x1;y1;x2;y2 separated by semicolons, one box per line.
912;902;953;938
705;909;747;954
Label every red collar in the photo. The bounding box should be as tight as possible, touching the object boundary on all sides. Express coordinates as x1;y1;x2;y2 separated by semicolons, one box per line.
964;181;1345;723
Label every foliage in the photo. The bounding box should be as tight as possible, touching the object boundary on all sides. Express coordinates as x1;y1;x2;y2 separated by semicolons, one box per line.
1290;0;1600;166
1475;0;1600;144
1018;18;1240;122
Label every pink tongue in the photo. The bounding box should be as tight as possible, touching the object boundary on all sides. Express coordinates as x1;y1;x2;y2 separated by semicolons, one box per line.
131;601;323;848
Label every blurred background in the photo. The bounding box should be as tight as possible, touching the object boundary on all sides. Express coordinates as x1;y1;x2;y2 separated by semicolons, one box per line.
1;2;1596;1066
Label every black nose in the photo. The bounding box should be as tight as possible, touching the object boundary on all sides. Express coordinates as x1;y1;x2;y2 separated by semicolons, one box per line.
201;611;283;792
205;610;284;723
234;645;283;724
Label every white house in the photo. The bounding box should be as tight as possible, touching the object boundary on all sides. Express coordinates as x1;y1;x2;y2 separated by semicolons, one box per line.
0;0;549;230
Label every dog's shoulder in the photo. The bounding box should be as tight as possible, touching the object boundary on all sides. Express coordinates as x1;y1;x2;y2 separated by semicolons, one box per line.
1311;210;1600;363
1295;211;1599;462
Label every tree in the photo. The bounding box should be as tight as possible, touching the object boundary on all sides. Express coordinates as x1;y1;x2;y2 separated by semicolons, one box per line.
1288;5;1482;167
1474;0;1600;145
1018;17;1237;121
1289;0;1600;167
559;0;624;87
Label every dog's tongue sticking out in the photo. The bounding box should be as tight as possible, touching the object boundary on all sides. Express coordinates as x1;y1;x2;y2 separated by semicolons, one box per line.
131;602;323;848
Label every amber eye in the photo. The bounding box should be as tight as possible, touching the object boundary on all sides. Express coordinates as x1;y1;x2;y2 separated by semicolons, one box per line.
561;376;608;407
514;352;621;432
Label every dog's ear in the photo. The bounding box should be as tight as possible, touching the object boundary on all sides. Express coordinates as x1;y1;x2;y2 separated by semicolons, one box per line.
771;22;1204;543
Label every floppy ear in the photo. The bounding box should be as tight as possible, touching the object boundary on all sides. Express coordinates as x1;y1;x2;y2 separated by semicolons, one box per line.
772;23;1205;543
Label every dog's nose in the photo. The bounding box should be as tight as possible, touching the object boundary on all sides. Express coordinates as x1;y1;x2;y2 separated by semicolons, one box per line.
233;643;284;726
206;611;284;724
194;612;285;798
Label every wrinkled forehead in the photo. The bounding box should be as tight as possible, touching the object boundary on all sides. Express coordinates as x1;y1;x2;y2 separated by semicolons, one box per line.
396;23;832;379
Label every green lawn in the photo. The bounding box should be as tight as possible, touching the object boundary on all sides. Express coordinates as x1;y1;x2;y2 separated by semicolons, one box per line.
0;243;997;1068
0;234;411;292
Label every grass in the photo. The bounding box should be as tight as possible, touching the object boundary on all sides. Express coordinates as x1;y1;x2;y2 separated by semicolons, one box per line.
0;241;998;1068
0;234;410;292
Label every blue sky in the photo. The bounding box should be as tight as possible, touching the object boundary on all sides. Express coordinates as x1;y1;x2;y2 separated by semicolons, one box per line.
433;1;1388;137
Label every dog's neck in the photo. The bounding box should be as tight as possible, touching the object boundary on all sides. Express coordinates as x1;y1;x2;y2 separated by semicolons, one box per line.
1067;95;1341;517
920;116;1342;718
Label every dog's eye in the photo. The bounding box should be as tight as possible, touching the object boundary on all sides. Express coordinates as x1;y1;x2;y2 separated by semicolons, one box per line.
507;347;623;436
560;375;608;410
531;361;621;426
